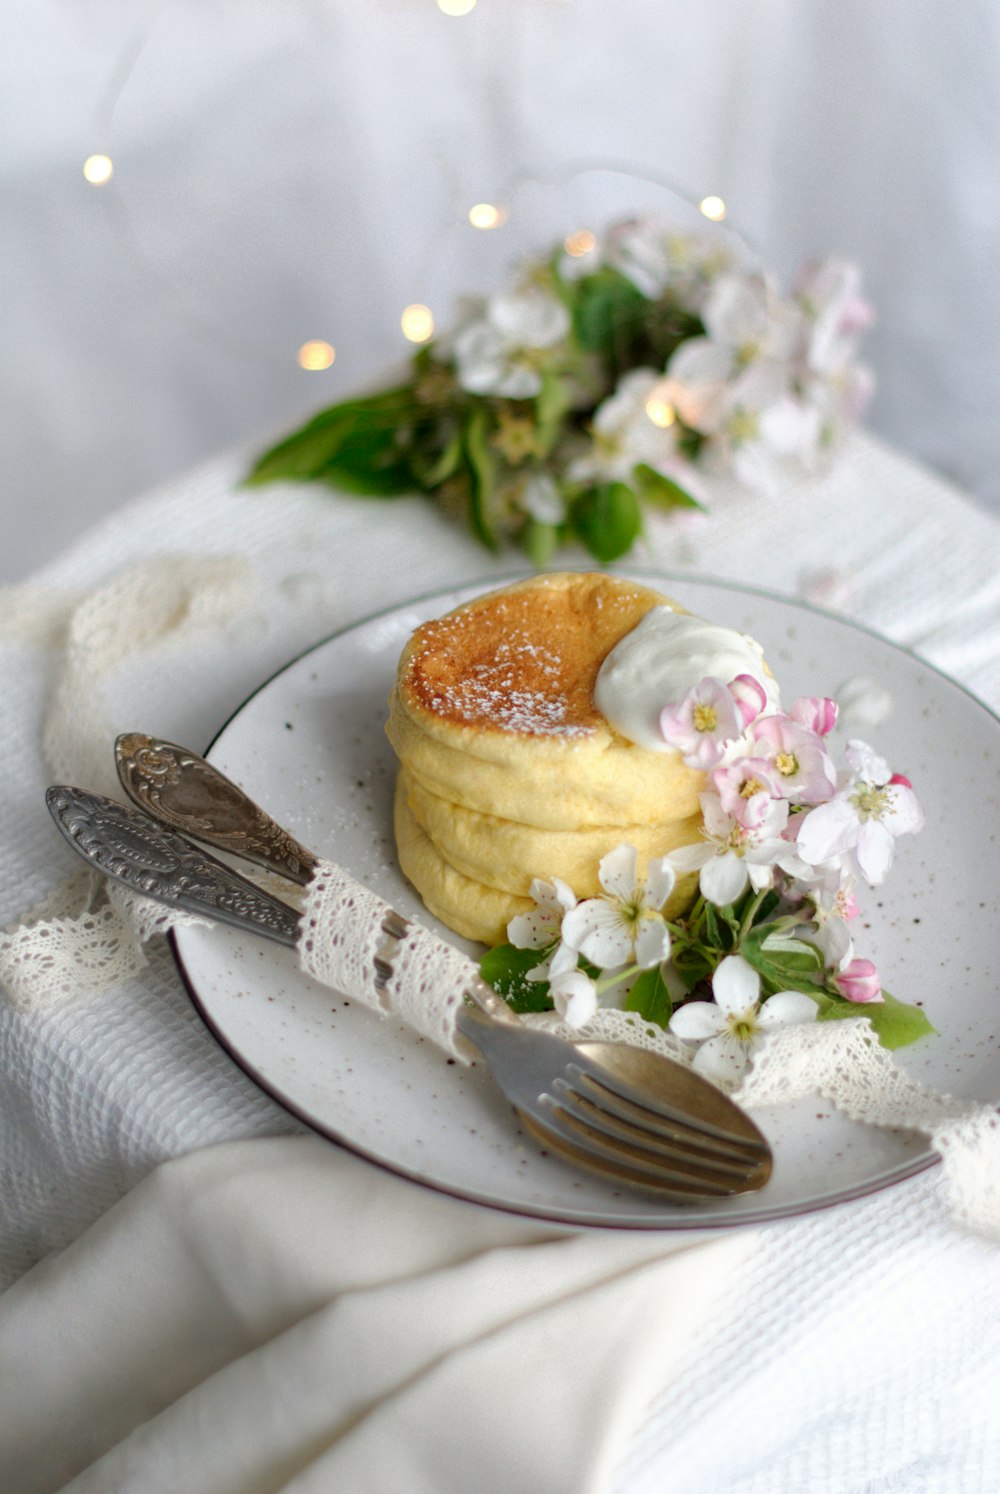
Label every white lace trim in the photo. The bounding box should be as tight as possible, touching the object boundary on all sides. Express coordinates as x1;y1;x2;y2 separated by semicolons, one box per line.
297;860;474;1061
531;1007;1000;1239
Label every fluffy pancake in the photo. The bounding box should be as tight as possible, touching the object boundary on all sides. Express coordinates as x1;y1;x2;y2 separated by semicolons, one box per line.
387;572;706;830
402;768;702;906
393;776;526;945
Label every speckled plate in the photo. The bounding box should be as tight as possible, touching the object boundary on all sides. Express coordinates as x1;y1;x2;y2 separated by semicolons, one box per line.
171;572;1000;1229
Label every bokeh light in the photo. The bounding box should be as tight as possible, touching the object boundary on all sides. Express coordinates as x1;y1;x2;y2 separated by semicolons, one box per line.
83;154;114;185
699;195;727;222
401;304;435;343
564;229;597;257
297;340;336;370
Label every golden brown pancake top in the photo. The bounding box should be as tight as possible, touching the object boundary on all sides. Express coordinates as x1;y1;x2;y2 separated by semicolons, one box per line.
399;573;674;739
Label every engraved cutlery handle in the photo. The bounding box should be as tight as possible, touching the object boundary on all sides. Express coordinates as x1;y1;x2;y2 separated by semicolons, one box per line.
46;786;302;948
115;733;320;886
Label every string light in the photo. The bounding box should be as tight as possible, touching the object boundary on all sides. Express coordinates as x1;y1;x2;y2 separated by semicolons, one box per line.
83;154;114;185
401;304;435;343
699;195;727;222
645;395;676;428
437;0;477;14
297;340;336;370
468;202;506;230
564;229;597;257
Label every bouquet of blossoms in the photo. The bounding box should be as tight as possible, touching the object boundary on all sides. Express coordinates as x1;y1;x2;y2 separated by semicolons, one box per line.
248;219;874;563
480;674;931;1083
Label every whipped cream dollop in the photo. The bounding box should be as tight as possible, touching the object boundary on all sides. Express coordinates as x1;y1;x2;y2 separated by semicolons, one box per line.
594;606;779;751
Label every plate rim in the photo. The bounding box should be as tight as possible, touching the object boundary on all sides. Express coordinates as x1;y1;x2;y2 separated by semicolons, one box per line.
170;566;1000;1230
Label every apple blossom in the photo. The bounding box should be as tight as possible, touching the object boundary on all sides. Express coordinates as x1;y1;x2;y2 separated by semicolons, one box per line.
548;967;599;1027
713;755;782;830
752;713;837;804
795;739;924;886
668;954;818;1086
833;957;883;1005
729;673;767;728
453;289;570;400
560;845;674;971
668;792;789;906
659;676;743;769
790;696;838;737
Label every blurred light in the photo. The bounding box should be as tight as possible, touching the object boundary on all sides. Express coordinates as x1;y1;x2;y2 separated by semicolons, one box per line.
564;229;597;257
468;202;506;229
645;396;676;428
699;195;727;222
438;0;477;14
297;340;336;371
401;304;435;343
83;154;114;185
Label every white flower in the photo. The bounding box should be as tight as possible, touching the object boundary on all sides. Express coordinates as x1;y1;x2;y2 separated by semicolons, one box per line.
549;967;598;1028
668;792;789;906
518;472;565;525
569;368;700;490
795;258;874;376
507;877;578;982
663;272;801;428
795;739;924;886
669;954;817;1086
560;844;675;971
605;219;672;298
453;289;571;400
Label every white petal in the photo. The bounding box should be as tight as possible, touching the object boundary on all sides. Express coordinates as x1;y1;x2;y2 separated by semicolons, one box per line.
845;739;891;785
634;917;671;969
642;856;676;911
560;899;632;970
700;852;749;906
712;954;759;1017
703;274;768;349
757;991;818;1028
550;969;598;1028
495;365;542;400
795;798;859;865
598;844;639;902
668;842;712;874
855;819;894;886
547;941;579;979
669;1002;726;1041
692;1033;751;1087
882;785;924;837
507;909;555;950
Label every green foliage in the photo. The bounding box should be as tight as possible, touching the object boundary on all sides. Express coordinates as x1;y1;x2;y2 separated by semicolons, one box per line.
246;387;418;496
478;944;554;1014
816;988;936;1050
572;268;649;360
570;482;643;562
625;966;672;1026
632;463;703;512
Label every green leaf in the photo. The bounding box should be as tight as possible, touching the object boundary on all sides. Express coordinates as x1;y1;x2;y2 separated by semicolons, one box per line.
521;518;560;569
573;269;648;355
479;944;553;1014
740;925;825;996
464;408;500;551
818;988;937;1051
534;370;571;453
246;386;419;493
570;482;642;562
632;463;704;512
625;966;672;1027
420;426;464;487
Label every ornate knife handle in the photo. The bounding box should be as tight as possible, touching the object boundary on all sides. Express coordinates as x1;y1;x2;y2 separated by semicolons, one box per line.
115;733;319;887
45;786;302;948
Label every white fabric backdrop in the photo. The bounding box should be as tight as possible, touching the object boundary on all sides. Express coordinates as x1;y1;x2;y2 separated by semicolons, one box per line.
3;0;1000;580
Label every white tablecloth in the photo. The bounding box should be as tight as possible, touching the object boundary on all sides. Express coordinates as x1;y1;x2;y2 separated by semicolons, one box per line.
2;431;1000;1491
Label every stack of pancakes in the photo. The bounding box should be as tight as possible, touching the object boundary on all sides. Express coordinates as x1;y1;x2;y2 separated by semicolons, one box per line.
386;572;707;945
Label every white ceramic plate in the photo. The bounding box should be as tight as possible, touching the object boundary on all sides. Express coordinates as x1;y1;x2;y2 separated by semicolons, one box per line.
171;572;1000;1229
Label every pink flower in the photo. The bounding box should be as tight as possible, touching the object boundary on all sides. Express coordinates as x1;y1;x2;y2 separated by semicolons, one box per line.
659;676;743;769
713;755;782;830
795;740;924;886
833;957;883;1004
790;696;838;737
729;673;767;728
752;714;837;805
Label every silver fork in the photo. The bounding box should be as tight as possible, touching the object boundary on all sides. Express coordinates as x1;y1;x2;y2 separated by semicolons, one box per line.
98;733;773;1197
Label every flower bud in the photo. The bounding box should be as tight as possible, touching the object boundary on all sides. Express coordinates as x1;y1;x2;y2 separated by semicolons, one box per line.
833;957;883;1004
790;695;838;737
889;772;913;790
728;674;767;728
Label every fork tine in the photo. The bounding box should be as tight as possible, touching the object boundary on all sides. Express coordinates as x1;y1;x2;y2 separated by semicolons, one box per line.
569;1056;770;1155
550;1082;763;1180
520;1109;742;1197
566;1066;769;1160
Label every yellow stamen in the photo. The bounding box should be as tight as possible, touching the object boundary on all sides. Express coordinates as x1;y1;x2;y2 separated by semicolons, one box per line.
775;751;799;777
693;703;719;733
740;777;766;798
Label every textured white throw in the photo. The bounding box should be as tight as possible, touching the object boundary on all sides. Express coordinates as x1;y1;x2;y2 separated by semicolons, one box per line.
3;432;1000;1491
